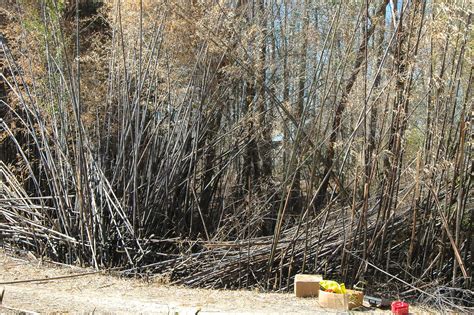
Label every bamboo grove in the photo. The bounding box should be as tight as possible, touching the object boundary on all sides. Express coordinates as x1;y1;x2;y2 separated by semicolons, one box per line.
0;0;472;310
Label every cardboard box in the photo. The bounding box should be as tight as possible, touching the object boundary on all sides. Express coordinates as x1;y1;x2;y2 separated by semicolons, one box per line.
318;289;363;310
294;274;323;297
347;289;364;309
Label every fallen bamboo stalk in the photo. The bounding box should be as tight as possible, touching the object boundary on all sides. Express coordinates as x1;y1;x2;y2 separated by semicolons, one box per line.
0;270;105;285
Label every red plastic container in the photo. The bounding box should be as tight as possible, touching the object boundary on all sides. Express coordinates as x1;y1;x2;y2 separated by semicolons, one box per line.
391;301;409;315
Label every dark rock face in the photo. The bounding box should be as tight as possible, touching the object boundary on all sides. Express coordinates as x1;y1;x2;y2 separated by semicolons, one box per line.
65;0;104;18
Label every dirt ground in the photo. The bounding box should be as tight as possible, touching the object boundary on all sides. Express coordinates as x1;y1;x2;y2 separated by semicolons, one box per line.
0;250;435;314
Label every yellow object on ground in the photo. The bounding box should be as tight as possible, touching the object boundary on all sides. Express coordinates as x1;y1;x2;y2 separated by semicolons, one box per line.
319;280;346;294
